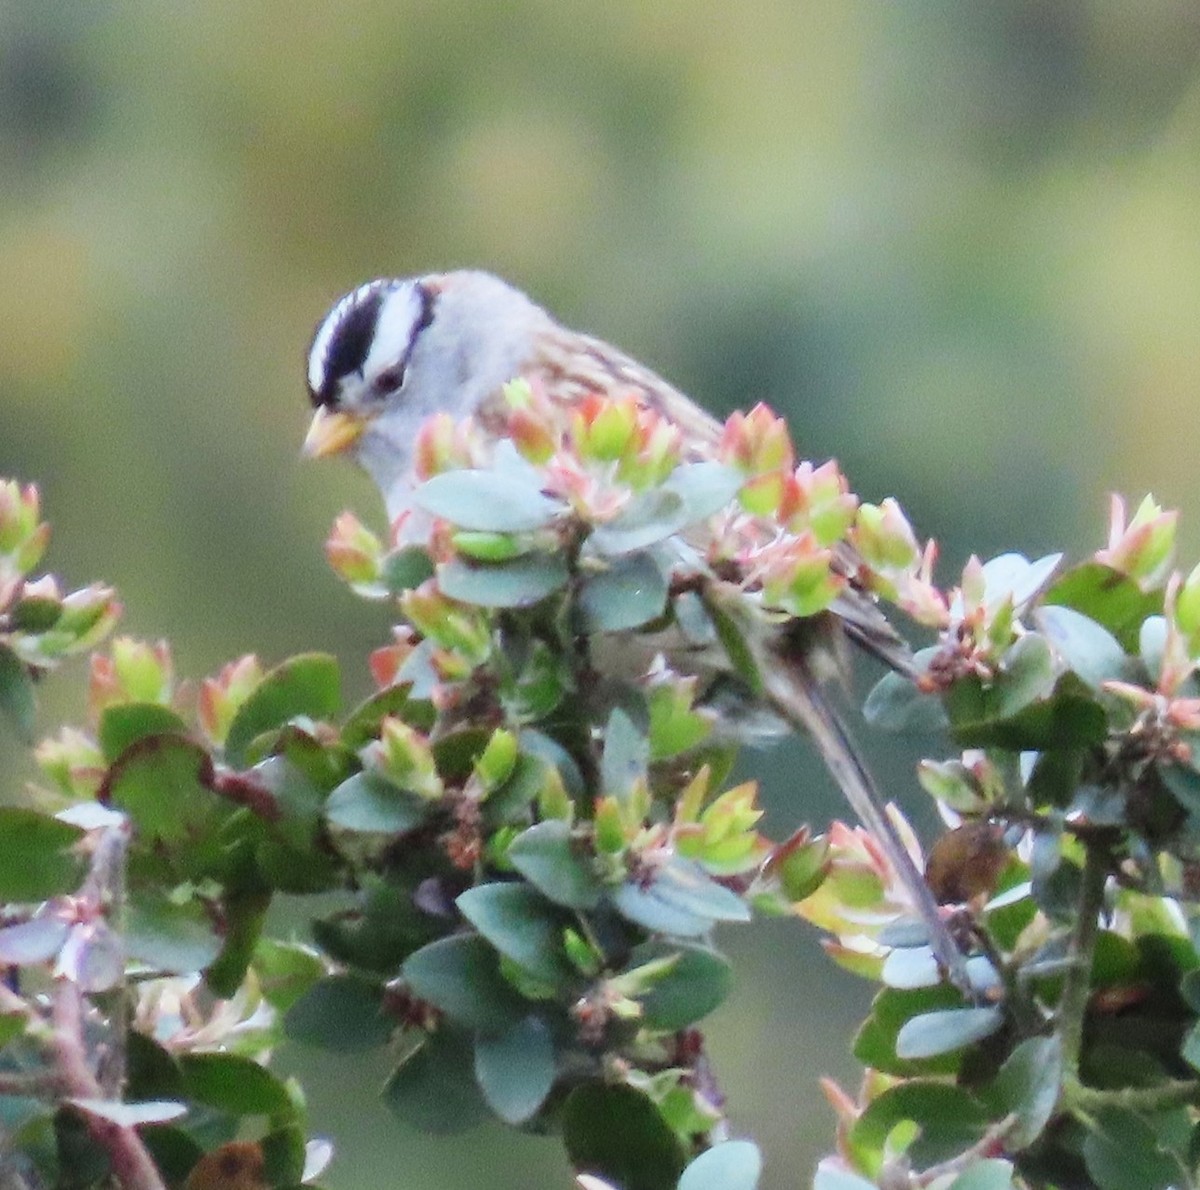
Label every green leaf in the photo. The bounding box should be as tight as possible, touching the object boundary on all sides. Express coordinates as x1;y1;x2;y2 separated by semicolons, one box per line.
601;706;649;800
253;938;327;1013
325;771;429;834
179;1052;294;1117
140;1126;203;1187
981;1035;1062;1150
260;1123;309;1188
1139;616;1168;684
284;974;393;1051
578;552;669;633
648;858;751;923
104;735;221;847
1034;605;1129;690
1081;1106;1186;1190
0;644;35;740
612;882;711;937
484;752;554;826
1157;763;1200;817
383;1029;490;1134
629;942;732;1030
414;470;563;532
947;673;1107;750
978;552;1062;609
126;891;221;974
401;935;528;1032
341;683;434;748
1180;1019;1200;1072
991;633;1058;717
451;530;530;562
706;600;763;695
589;489;687;555
0;808;85;900
1044;561;1162;652
224;653;341;768
849;1082;989;1176
895;1006;1004;1059
474;1015;555;1124
563;1082;686;1190
382;545;436;594
946;1160;1019;1190
205;890;269;999
98;703;190;762
664;462;743;522
864;652;948;733
854;985;968;1077
437;555;569;608
508;820;603;909
678;1142;761;1190
456;883;575;987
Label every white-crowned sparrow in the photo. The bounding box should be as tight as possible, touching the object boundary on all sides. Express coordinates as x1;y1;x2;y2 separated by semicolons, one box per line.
303;269;968;988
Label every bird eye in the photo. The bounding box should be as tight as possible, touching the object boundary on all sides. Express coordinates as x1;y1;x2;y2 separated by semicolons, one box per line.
372;365;404;396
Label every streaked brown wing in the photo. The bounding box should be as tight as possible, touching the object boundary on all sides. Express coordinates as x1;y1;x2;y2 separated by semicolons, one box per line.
527;328;726;457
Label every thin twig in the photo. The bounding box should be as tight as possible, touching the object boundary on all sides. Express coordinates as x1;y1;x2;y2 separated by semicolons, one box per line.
50;978;165;1190
1058;840;1108;1080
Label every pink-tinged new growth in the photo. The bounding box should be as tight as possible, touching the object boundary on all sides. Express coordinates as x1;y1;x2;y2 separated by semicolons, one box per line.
325;512;385;593
1096;493;1177;586
745;532;845;618
718;403;795;475
88;638;174;721
35;727;107;800
364;716;442;801
793;811;930;976
368;627;418;690
413;412;482;480
198;654;265;746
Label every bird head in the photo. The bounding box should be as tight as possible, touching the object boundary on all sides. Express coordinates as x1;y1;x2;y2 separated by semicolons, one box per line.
303;271;547;516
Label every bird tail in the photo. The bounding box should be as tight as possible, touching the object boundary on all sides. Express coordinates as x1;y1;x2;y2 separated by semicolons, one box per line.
760;642;971;994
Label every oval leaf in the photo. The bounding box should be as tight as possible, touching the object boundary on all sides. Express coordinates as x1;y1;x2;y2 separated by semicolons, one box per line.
0;808;84;900
401;935;528;1032
0;644;35;741
0;917;70;965
325;771;428;834
1034;605;1128;691
455;883;574;987
474;1015;555;1124
224;654;341;768
383;1029;490;1135
508;820;604;909
284;974;393;1051
563;1083;686;1190
629;942;732;1030
99;703;190;763
438;555;569;608
179;1053;293;1116
126;892;221;974
415;470;563;532
578;553;669;633
678;1140;762;1190
895;1006;1004;1060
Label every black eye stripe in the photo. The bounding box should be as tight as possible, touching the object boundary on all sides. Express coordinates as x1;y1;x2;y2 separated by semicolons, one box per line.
309;282;390;409
309;279;438;408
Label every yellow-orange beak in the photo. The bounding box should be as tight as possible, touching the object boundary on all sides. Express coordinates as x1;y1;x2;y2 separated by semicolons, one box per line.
303;407;367;459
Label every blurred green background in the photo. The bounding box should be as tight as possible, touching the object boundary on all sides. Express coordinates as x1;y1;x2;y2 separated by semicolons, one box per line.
4;2;1200;1186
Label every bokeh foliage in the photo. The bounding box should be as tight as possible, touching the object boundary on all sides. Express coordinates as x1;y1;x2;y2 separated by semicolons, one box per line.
5;3;1200;1187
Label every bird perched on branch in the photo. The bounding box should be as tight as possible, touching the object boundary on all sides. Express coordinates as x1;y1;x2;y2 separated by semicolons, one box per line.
303;269;968;989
